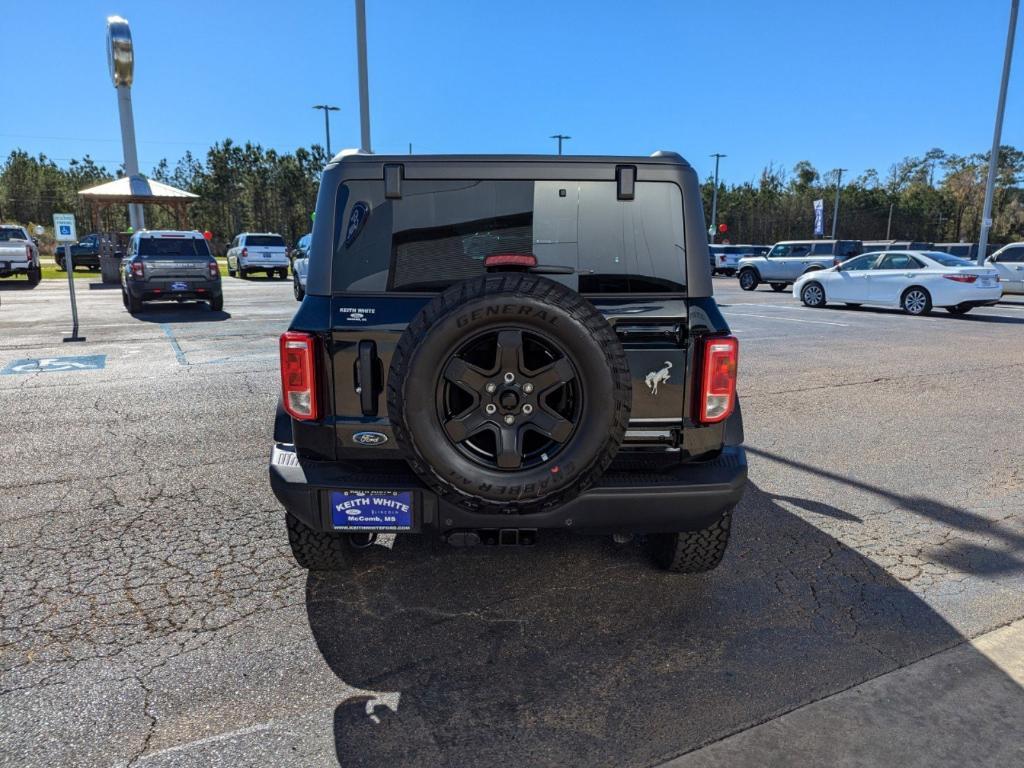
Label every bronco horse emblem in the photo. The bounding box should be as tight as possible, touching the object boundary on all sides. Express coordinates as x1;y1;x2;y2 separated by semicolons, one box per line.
644;361;672;396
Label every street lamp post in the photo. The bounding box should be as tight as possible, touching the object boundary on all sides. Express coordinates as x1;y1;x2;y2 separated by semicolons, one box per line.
550;134;571;155
709;153;726;242
354;0;372;153
830;168;848;239
313;105;340;157
977;0;1019;264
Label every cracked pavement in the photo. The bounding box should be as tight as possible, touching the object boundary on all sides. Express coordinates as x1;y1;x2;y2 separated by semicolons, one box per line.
1;278;1023;766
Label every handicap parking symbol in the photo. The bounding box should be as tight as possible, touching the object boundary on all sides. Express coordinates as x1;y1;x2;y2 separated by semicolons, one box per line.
59;225;72;236
1;355;107;375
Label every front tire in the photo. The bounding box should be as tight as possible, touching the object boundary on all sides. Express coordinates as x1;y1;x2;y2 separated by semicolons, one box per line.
648;510;732;573
286;513;352;571
901;287;932;316
293;277;305;301
738;269;759;291
770;282;787;292
800;281;826;308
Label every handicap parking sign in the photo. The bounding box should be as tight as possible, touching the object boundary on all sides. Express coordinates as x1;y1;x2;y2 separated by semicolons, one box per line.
1;355;106;375
59;225;71;236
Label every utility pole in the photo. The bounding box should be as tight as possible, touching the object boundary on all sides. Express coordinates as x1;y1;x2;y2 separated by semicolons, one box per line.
408;142;412;155
550;134;571;155
977;0;1018;264
354;0;372;153
312;104;339;157
709;153;726;242
830;168;848;239
886;202;894;239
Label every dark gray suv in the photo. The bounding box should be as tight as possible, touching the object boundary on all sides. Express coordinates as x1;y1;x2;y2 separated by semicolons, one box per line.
121;230;223;314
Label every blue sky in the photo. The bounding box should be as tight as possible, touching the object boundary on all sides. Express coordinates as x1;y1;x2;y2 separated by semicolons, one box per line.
1;0;1020;185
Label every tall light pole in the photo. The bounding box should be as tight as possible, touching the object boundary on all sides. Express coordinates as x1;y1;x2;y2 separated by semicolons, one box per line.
709;153;726;242
313;105;339;157
550;134;571;155
977;0;1018;264
354;0;372;153
830;168;847;239
106;16;144;230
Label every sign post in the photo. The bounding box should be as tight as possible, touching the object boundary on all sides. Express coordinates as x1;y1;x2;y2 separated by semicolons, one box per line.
53;213;85;342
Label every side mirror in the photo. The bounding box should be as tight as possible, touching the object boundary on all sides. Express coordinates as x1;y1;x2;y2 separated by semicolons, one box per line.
834;262;843;272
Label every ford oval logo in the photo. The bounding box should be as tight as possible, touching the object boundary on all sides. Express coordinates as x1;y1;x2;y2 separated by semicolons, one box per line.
352;431;388;446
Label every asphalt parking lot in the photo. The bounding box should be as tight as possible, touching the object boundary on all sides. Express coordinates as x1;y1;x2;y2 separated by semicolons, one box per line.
2;275;1024;767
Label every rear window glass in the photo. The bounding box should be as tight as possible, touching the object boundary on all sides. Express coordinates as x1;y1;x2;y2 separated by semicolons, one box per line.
924;252;971;267
244;235;285;247
0;227;27;241
332;179;686;294
138;237;211;258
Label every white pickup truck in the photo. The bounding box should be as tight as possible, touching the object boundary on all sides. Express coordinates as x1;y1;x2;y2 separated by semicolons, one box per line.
0;224;42;285
736;239;863;291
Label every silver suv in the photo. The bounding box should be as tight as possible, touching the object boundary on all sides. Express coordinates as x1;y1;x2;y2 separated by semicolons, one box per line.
737;239;862;291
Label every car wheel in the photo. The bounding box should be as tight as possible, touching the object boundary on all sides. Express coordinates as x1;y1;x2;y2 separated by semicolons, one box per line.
293;277;305;301
227;260;236;277
27;267;41;286
56;257;65;271
738;269;759;291
209;295;224;312
901;287;932;316
770;283;787;292
946;304;971;315
286;513;353;571
800;281;826;308
388;273;632;514
238;266;247;280
127;292;143;315
724;269;736;277
648;509;732;573
281;268;289;280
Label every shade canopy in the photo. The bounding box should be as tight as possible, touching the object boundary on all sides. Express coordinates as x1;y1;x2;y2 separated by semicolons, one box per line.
78;175;198;229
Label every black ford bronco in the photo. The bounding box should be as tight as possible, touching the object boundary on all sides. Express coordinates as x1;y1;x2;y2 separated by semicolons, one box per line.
269;151;747;572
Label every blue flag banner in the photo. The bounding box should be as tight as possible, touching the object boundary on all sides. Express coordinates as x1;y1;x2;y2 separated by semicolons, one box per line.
813;199;825;237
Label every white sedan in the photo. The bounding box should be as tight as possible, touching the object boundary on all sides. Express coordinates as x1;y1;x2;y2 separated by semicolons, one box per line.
794;250;1002;315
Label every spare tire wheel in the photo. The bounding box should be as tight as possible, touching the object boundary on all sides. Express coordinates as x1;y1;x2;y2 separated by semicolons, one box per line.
388;273;631;513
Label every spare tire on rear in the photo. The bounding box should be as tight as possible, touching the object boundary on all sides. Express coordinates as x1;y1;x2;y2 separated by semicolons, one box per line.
388;273;631;514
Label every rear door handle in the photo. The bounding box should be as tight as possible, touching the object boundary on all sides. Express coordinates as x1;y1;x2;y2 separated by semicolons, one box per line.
355;340;380;416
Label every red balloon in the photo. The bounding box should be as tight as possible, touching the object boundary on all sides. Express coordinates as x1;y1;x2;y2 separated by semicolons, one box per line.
203;230;213;240
718;223;728;233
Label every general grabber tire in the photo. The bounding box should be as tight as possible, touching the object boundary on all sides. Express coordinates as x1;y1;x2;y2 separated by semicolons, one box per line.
648;509;733;573
388;273;632;514
286;513;352;570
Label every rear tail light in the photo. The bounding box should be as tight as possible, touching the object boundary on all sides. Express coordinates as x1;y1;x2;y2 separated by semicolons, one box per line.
698;336;738;424
943;274;977;283
241;247;248;260
130;261;144;278
280;331;319;420
208;261;219;278
719;255;727;263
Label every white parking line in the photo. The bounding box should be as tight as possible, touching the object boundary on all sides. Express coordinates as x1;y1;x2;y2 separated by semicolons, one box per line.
721;311;851;327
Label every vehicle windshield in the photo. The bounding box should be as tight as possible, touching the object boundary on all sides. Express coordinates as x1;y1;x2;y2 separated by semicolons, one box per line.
246;235;285;247
0;227;27;241
138;237;212;259
923;252;972;267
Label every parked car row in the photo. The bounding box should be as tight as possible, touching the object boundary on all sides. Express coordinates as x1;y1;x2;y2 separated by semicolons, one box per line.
736;239;863;291
0;224;41;285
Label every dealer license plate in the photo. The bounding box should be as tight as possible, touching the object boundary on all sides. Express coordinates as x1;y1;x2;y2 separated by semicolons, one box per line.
330;490;414;531
169;281;189;292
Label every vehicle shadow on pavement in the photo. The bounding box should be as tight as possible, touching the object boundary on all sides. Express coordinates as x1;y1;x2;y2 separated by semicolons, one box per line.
823;306;1024;325
304;481;1024;768
129;304;232;323
0;280;39;291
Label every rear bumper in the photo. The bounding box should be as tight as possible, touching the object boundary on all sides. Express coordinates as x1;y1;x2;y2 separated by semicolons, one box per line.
127;279;222;302
0;261;33;275
269;444;747;535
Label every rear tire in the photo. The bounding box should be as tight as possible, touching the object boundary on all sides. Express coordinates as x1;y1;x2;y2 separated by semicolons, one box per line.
293;277;305;301
238;266;247;280
26;267;41;286
127;291;142;315
946;304;971;315
738;269;759;291
901;287;932;315
209;295;224;312
648;510;732;573
800;281;826;308
770;282;787;292
286;513;352;571
227;261;236;277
